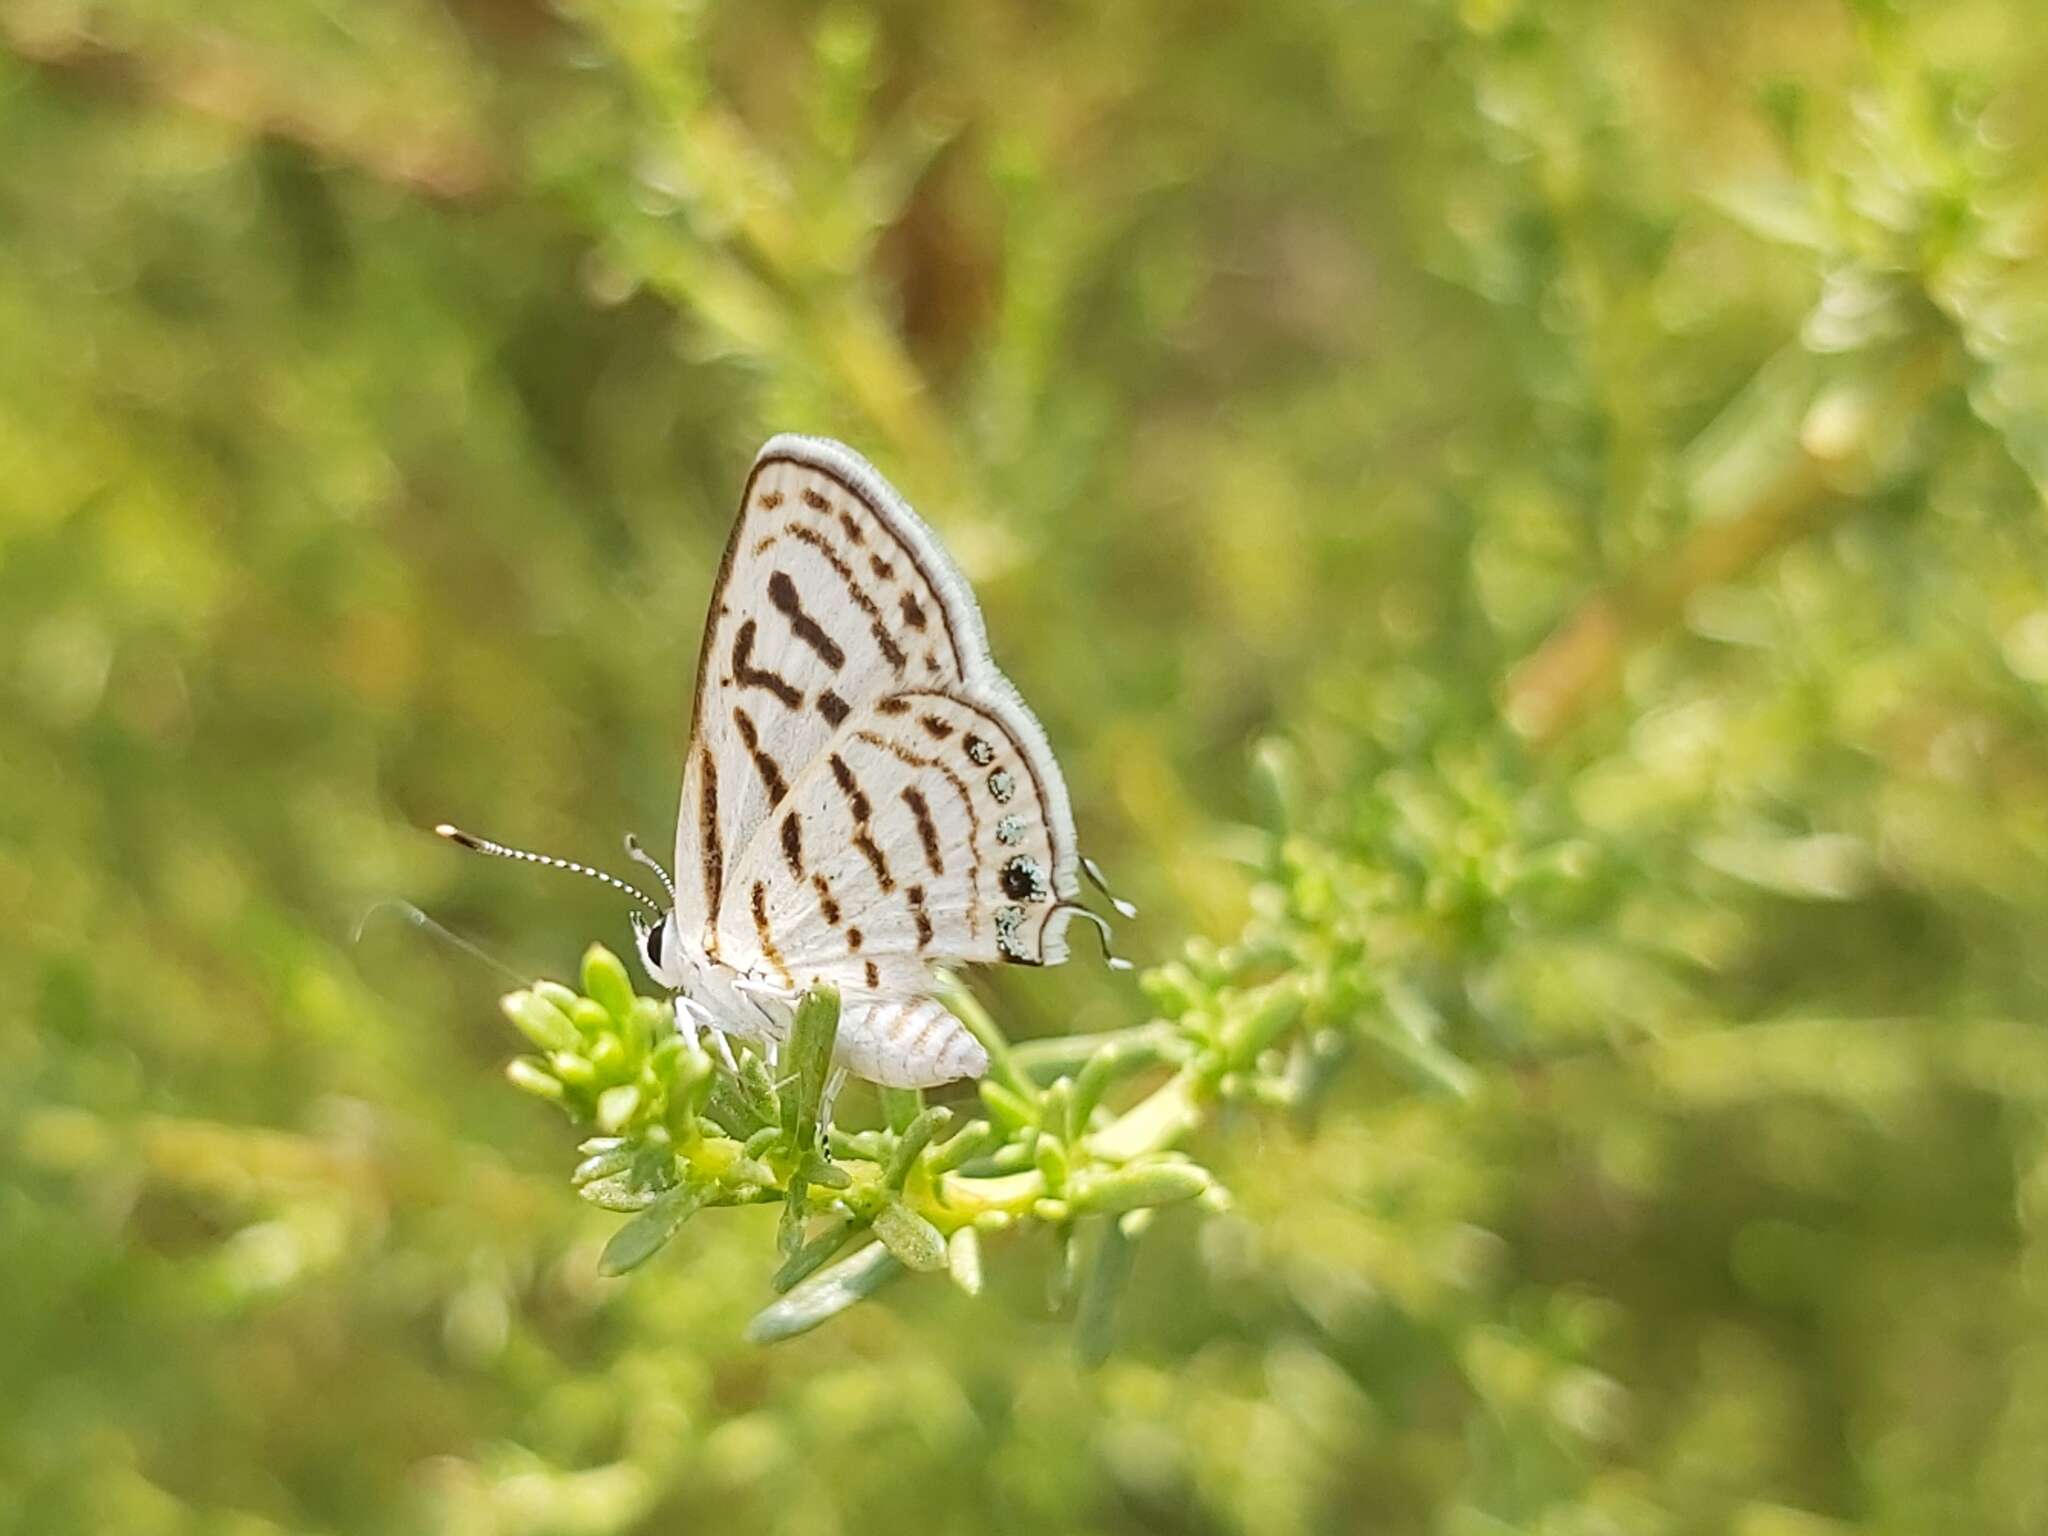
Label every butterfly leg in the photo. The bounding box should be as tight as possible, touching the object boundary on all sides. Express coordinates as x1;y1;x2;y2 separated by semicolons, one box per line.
674;995;740;1071
819;1067;847;1144
671;995;699;1048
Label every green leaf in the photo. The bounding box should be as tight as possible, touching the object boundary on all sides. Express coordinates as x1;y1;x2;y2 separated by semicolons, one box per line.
878;1085;923;1133
548;1051;597;1089
985;1141;1035;1174
746;1242;903;1343
946;1226;983;1297
1139;962;1204;1019
1039;1079;1074;1149
533;980;582;1017
588;1035;629;1082
665;1045;715;1136
978;1078;1038;1133
581;943;638;1022
870;1198;947;1271
1087;1072;1202;1162
571;1146;634;1186
1033;1133;1070;1194
1046;1224;1078;1312
926;1119;1000;1174
780;985;843;1153
724;1155;777;1190
779;1177;811;1257
599;1184;704;1275
502;991;579;1053
799;1151;852;1190
738;1051;782;1126
705;1070;773;1139
772;1213;855;1293
828;1126;889;1162
569;997;613;1037
1014;1022;1183;1084
1074;1216;1137;1368
504;1057;565;1102
1069;1160;1211;1214
883;1105;953;1190
1070;1040;1141;1134
1280;1026;1355;1127
578;1173;664;1213
1220;983;1304;1068
626;997;666;1062
596;1083;641;1133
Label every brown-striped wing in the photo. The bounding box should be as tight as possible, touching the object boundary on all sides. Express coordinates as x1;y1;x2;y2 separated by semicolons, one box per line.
715;688;1080;979
674;436;1080;975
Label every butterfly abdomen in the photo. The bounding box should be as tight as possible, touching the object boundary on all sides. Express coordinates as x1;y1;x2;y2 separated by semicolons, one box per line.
835;995;989;1088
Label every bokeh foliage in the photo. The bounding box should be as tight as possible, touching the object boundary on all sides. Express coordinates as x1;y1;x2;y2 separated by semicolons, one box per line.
5;0;2048;1532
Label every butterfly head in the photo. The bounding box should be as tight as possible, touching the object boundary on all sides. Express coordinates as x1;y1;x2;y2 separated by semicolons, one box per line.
630;907;686;992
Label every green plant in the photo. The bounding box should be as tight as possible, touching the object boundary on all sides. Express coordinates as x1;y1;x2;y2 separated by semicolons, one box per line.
9;0;2048;1531
491;721;1624;1350
502;939;1225;1347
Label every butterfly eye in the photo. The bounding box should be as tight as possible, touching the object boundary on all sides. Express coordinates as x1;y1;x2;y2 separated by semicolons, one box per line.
643;918;667;969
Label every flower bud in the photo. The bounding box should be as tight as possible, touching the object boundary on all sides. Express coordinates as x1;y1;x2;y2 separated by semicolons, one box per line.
502;990;578;1053
581;943;638;1023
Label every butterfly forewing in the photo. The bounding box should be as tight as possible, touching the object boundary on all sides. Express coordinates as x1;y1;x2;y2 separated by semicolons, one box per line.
676;440;974;936
674;436;1080;984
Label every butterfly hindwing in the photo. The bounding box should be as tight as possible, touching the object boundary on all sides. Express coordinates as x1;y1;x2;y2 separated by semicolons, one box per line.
717;687;1080;977
730;950;989;1088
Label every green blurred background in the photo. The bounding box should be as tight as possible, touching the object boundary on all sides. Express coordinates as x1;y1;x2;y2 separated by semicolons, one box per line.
5;0;2048;1531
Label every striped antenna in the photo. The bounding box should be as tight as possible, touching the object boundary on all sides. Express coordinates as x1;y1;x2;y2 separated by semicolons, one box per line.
623;832;677;904
435;824;662;918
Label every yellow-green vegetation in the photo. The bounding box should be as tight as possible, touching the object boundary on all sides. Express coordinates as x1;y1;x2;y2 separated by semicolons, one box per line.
505;954;1218;1343
5;0;2048;1533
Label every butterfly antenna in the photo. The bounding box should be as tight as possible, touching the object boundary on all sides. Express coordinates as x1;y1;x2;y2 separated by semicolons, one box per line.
1081;856;1138;920
352;898;529;986
1057;902;1135;971
623;833;677;904
435;824;662;919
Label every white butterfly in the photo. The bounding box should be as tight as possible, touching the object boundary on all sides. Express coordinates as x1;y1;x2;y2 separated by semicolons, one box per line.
442;435;1127;1094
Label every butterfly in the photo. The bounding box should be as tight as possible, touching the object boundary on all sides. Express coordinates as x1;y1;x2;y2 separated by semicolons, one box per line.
440;435;1129;1098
